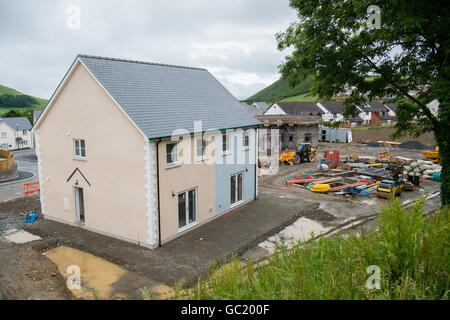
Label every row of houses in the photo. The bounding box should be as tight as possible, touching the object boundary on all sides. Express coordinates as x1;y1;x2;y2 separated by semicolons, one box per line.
262;101;398;126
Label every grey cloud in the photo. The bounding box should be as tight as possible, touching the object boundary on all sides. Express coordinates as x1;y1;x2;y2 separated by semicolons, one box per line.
0;0;296;99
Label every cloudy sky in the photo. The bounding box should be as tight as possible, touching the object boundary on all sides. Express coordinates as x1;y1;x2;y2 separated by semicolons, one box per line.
0;0;297;100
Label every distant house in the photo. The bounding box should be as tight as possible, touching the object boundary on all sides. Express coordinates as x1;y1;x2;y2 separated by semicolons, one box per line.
259;102;320;151
0;117;32;150
33;54;260;248
316;101;345;122
241;101;269;116
366;101;395;124
383;103;397;117
251;102;270;114
265;102;323;117
344;116;364;127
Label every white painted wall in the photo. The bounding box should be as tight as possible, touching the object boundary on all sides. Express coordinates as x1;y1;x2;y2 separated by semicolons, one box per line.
383;104;396;117
356;105;371;124
264;103;286;115
0;122;32;150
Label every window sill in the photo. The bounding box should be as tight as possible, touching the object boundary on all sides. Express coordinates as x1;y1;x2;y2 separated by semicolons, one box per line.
222;150;231;156
195;156;209;163
230;200;244;209
242;147;249;151
178;221;198;233
73;157;87;162
166;162;181;169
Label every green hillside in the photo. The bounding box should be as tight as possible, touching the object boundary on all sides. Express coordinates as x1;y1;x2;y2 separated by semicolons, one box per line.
244;76;314;105
0;84;47;116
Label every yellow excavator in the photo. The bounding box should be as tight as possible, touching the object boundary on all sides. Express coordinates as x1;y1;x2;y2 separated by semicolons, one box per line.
280;143;316;166
421;146;440;163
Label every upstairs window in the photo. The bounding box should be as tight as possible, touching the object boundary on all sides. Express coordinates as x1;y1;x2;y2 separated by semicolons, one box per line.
196;138;207;160
166;142;178;166
74;139;86;159
222;132;230;154
1;132;6;139
242;131;249;149
23;130;27;135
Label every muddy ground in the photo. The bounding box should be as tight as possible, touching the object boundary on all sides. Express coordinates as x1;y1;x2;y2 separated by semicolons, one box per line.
0;195;72;300
0;142;442;300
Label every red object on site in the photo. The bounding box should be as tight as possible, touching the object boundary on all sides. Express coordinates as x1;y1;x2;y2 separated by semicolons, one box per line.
324;150;340;165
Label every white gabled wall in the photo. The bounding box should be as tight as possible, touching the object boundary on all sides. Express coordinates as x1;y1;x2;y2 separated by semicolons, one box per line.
264;103;286;115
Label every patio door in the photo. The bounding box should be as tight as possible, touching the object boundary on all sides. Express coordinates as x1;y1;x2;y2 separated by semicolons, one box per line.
178;188;197;230
230;172;243;206
74;187;85;222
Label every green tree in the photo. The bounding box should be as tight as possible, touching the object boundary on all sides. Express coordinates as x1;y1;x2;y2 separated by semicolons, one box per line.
277;0;449;205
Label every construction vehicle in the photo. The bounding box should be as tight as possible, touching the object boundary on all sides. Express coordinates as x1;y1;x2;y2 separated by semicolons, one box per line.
280;143;316;166
376;179;403;199
378;152;393;162
420;146;440;163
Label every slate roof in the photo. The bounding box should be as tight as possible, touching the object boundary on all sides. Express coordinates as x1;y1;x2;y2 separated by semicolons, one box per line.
318;101;345;114
78;55;260;139
379;115;394;120
33;110;43;124
366;101;388;112
0;117;32;130
384;103;398;113
252;102;270;113
345;116;364;123
275;102;324;116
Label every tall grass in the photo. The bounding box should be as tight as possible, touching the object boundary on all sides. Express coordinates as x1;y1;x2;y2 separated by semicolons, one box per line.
179;197;449;300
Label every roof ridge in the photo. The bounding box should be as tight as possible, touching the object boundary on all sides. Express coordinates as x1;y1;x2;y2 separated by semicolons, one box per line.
77;54;207;71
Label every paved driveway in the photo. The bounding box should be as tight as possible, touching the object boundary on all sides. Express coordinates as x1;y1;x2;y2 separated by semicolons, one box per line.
0;149;39;202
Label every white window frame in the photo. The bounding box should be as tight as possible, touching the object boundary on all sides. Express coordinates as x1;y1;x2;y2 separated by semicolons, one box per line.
196;137;208;162
222;132;230;156
1;143;8;150
166;142;179;167
73;139;86;160
178;188;198;232
230;172;244;208
1;132;6;139
242;130;250;150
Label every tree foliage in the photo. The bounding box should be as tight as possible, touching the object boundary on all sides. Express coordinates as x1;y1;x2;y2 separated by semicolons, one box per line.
277;0;450;204
0;94;39;109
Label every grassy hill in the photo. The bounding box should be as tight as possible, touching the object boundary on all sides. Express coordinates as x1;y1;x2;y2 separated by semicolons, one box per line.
244;76;314;105
0;84;47;116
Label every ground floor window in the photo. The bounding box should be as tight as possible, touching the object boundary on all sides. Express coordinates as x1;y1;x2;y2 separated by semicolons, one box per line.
304;133;312;142
230;172;243;206
178;188;197;230
1;144;8;150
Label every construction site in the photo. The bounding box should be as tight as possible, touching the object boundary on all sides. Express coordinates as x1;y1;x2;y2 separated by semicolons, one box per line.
0;137;442;300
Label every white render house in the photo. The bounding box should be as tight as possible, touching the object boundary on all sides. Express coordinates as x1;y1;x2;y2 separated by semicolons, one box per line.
0;117;33;150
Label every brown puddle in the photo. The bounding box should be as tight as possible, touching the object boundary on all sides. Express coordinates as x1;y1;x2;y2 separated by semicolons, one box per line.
44;246;127;299
44;246;175;300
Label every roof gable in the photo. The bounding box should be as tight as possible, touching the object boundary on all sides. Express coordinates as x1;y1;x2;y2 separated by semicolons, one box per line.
276;102;324;116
